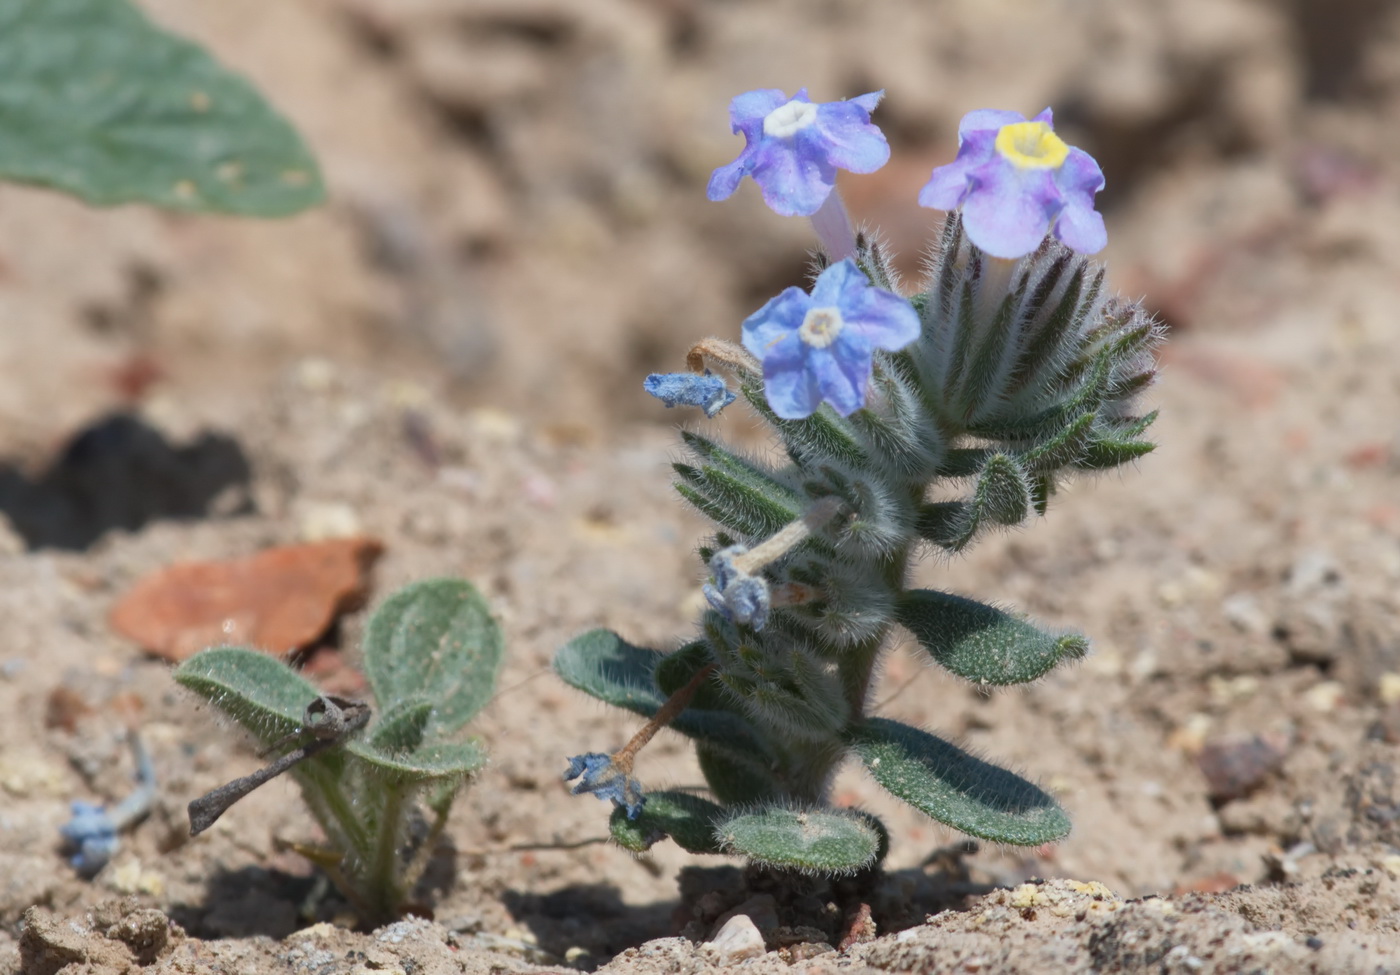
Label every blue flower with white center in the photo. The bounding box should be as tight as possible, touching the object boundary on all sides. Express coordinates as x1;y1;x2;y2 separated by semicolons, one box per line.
708;88;889;217
741;259;919;420
918;108;1107;259
564;753;646;820
643;370;735;418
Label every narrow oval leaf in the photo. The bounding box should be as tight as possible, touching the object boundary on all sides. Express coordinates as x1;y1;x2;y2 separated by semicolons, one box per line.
717;806;880;875
848;718;1070;846
349;738;486;786
173;646;318;745
364;579;502;737
896;589;1087;686
554;628;665;717
609;790;726;854
0;0;325;215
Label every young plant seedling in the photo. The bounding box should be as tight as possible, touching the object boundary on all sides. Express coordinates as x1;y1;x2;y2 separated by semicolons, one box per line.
556;92;1160;877
176;578;502;924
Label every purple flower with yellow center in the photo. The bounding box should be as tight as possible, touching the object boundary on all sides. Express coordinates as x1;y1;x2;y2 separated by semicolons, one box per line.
742;259;919;420
708;88;889;218
918;108;1106;259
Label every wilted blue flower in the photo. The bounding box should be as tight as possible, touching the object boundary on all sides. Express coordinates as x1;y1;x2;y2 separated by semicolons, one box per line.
741;259;919;419
565;753;645;820
60;801;120;875
918;108;1106;259
708;88;889;217
643;371;735;418
703;546;771;630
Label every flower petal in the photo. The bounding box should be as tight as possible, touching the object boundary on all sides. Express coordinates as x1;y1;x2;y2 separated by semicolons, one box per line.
958;109;1026;140
919;158;975;210
707;148;756;202
1054;146;1105;196
762;336;822;419
919;129;997;210
847;89;884;115
812;99;890;174
1054;202;1107;254
809;258;867;306
960;163;1057;259
749;140;835;216
1050;147;1106;253
742;285;810;359
811;332;873;416
728;88;789;135
846;286;920;351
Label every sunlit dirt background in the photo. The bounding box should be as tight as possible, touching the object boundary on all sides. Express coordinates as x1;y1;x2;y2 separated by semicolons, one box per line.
4;0;1400;971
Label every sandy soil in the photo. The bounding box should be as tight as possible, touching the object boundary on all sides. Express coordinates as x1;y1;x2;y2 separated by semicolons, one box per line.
5;0;1400;972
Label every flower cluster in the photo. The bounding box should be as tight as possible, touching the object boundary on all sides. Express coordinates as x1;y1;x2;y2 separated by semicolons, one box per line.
690;90;1107;422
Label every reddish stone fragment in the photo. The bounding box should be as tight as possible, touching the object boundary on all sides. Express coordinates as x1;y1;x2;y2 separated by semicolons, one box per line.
109;538;383;661
1196;732;1290;805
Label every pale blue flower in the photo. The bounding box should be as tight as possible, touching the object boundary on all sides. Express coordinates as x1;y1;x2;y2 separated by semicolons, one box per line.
741;259;919;419
60;801;120;875
708;88;889;217
643;371;735;418
703;546;771;630
919;108;1106;259
565;753;645;820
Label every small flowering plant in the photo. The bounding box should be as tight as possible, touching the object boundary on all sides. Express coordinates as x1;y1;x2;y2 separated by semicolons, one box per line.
558;91;1160;875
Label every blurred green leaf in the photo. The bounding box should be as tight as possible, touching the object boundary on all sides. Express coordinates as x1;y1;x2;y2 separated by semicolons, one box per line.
363;579;503;738
349;738;486;786
0;0;324;215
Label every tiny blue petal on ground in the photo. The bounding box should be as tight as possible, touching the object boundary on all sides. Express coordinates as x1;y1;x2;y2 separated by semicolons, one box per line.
643;371;736;418
918;107;1107;258
741;259;919;419
708;88;889;217
60;801;119;875
565;753;646;820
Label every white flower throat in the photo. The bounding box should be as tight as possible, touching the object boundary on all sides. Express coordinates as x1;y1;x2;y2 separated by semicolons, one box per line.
764;99;819;139
799;307;844;348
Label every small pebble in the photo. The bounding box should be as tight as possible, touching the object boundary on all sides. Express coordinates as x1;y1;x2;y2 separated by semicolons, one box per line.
1196;732;1290;804
706;914;765;963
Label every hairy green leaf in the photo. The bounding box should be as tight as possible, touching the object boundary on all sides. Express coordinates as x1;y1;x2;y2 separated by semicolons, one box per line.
554;628;665;718
364;578;502;737
974;453;1032;527
848;718;1070;846
0;0;324;215
173;646;318;746
897;589;1087;686
717;806;881;874
349;738;486;785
